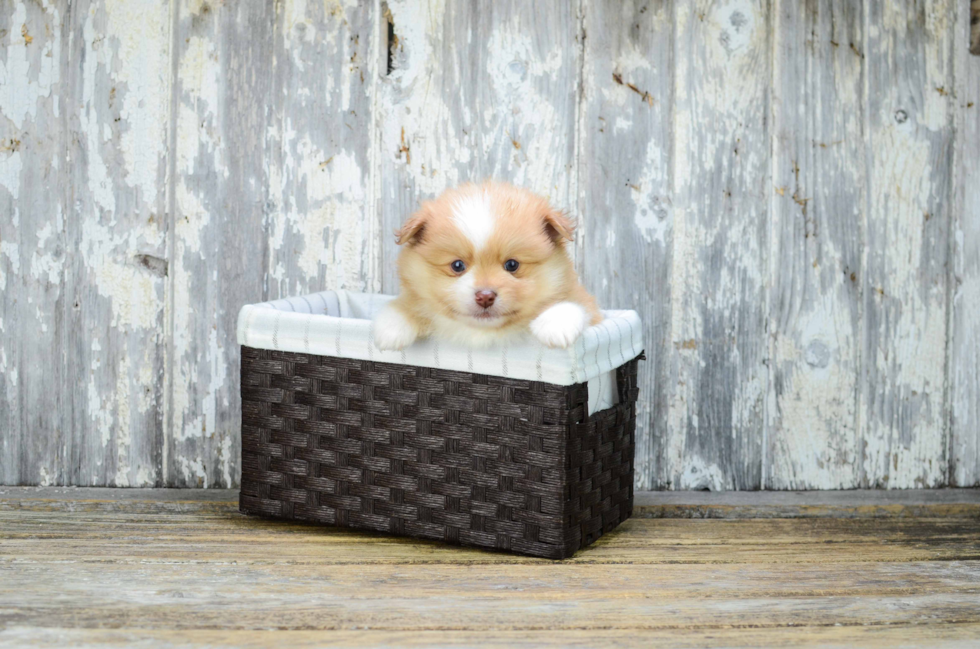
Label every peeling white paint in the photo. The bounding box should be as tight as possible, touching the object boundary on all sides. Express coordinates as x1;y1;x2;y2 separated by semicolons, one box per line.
101;0;171;207
175;182;210;254
713;0;756;56
667;0;770;490
80;218;163;331
631;138;670;245
112;356;133;486
678;455;725;491
218;434;233;488
31;220;63;285
87;339;114;450
79;10;117;216
0;3;61;131
765;1;865;490
0;150;22;201
859;0;953;489
178;455;209;488
0;241;20;277
176;36;225;179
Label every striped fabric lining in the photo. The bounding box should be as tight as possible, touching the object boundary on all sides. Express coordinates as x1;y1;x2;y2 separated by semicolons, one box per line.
236;291;643;412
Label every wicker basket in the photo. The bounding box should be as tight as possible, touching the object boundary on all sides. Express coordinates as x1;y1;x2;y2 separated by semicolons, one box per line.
237;291;643;559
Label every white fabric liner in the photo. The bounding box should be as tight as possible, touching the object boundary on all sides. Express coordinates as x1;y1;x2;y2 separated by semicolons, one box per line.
237;291;643;415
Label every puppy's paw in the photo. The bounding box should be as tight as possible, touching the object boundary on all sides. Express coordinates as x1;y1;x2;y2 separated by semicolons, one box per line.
530;302;589;349
373;305;419;350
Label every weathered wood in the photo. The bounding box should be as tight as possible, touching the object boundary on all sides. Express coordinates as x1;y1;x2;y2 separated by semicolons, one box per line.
1;489;979;648
767;0;864;489
3;486;979;519
635;486;980;518
64;0;172;487
861;0;954;488
950;0;980;487
264;0;378;299
0;1;70;485
376;0;581;292
4;626;980;649
667;0;771;489
166;0;276;487
3;559;980;627
7;515;979;565
578;0;672;490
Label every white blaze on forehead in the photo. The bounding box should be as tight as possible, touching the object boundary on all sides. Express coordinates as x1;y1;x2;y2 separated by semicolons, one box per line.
452;191;495;250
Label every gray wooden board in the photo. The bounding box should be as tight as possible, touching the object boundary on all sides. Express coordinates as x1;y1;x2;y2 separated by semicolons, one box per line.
667;1;771;490
64;0;172;487
950;0;980;487
861;0;954;488
3;486;979;519
166;0;276;487
766;0;864;489
265;0;378;300
0;0;71;486
578;0;673;490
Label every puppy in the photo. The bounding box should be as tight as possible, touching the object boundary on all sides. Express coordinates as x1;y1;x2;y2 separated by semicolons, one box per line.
373;181;601;350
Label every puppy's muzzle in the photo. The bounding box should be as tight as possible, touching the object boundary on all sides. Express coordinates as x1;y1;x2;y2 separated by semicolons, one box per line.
474;290;496;309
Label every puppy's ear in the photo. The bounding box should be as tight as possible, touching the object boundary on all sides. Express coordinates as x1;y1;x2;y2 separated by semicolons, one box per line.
394;206;430;245
543;209;575;244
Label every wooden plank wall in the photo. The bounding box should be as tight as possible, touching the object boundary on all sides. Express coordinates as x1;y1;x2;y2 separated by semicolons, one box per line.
1;0;978;490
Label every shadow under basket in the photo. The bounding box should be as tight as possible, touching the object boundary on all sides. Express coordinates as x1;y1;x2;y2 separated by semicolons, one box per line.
237;291;643;559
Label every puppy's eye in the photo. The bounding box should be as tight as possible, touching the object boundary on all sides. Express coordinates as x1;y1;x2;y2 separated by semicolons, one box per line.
504;259;519;272
450;260;466;273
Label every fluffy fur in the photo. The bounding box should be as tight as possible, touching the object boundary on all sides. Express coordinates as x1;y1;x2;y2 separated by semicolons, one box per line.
373;181;602;350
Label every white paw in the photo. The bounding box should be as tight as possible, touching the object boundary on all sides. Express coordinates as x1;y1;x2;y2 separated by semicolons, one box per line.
530;302;589;349
373;305;419;350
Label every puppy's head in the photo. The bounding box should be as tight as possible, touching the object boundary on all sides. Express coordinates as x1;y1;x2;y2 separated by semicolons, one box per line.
395;182;575;330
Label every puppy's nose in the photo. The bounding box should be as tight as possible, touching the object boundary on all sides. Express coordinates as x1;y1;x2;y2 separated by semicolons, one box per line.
475;290;496;309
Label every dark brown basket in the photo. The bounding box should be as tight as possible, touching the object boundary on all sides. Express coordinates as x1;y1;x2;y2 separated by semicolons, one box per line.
239;347;642;559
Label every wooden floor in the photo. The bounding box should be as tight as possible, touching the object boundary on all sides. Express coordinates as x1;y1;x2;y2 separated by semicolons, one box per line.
1;488;979;648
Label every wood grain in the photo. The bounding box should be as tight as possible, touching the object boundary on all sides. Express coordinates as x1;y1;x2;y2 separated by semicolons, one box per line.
4;486;979;518
950;0;980;487
65;0;172;487
265;0;378;299
861;0;954;488
1;489;979;648
667;0;771;490
376;0;581;292
3;626;980;649
0;1;70;486
766;0;864;489
578;0;672;490
166;0;275;487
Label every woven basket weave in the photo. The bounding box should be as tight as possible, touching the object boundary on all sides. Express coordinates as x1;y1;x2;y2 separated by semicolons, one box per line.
239;347;642;559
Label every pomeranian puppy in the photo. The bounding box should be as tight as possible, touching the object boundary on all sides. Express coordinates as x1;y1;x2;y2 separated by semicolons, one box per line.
373;181;601;350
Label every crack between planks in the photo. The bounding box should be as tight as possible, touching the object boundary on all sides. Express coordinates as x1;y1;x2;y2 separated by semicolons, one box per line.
943;0;968;486
162;0;182;487
664;0;679;492
61;0;79;486
761;0;778;492
857;0;872;490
